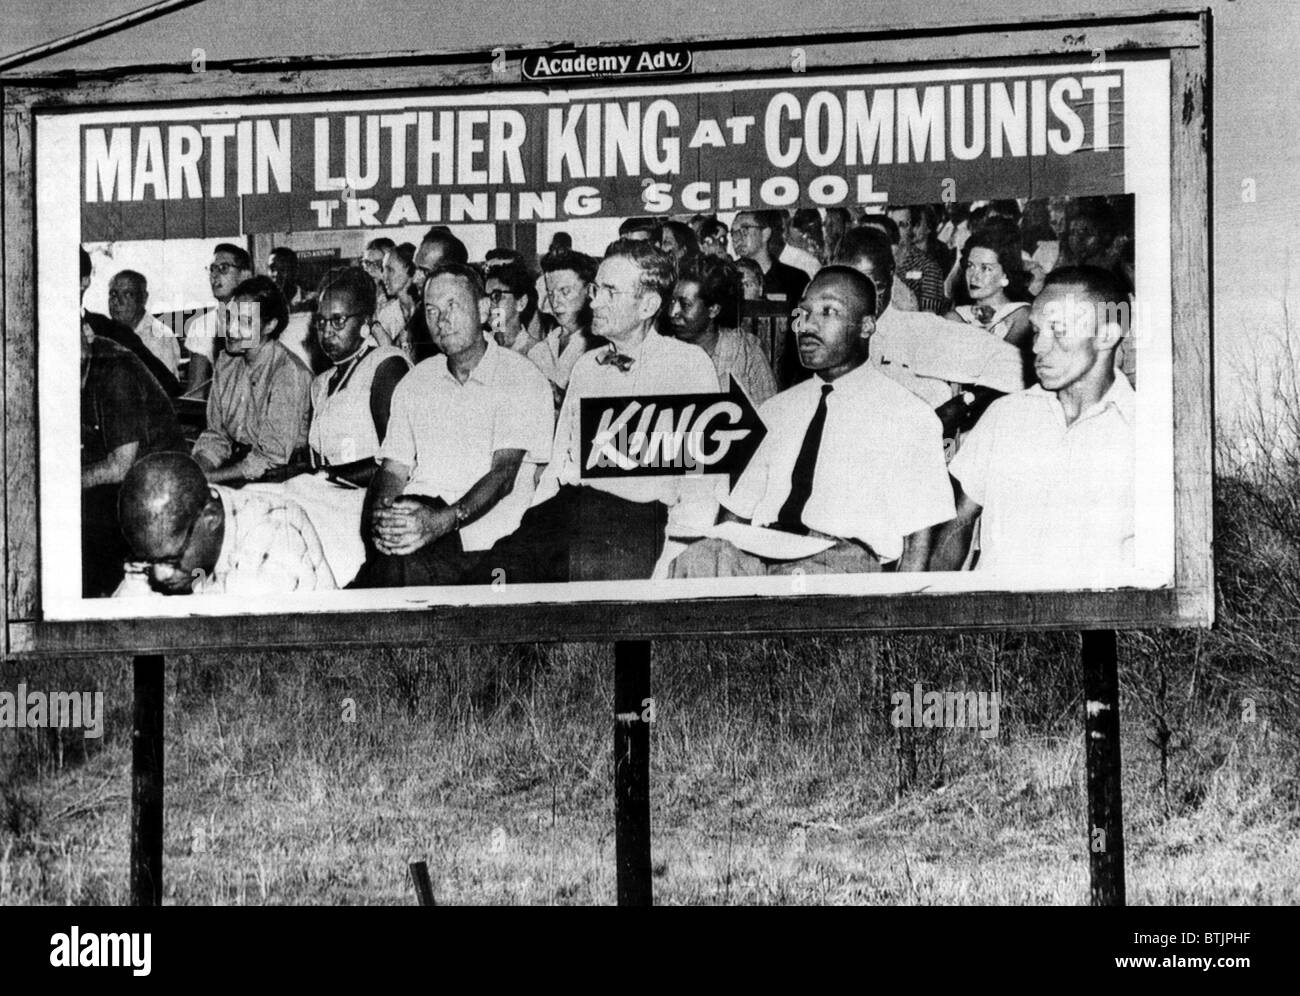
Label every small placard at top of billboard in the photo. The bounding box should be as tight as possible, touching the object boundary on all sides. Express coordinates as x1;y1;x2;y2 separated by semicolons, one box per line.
522;46;693;82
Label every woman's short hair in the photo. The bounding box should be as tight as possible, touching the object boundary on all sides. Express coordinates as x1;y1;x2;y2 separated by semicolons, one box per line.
485;259;539;329
386;243;416;274
230;275;289;338
963;217;1030;301
316;266;377;319
660;219;699;259
678;254;742;329
540;249;598;284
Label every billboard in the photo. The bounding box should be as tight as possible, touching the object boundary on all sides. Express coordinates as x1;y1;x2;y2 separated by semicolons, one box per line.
3;18;1212;654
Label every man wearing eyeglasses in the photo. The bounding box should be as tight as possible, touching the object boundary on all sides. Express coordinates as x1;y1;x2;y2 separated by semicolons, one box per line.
182;243;252;398
470;240;720;584
729;210;809;305
307;266;411;483
119;452;336;596
351;263;554;588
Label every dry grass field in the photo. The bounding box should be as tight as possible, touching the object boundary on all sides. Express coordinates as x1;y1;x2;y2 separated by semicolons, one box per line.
2;553;1297;906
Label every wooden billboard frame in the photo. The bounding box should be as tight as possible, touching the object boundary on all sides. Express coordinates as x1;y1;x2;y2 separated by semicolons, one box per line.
0;10;1213;659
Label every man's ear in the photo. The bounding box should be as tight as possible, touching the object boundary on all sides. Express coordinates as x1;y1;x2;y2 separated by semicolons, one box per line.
477;294;492;328
1096;318;1125;354
638;291;662;323
706;302;721;322
860;313;876;340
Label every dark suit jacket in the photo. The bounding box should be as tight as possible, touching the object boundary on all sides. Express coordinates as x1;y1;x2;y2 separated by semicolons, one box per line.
83;310;182;397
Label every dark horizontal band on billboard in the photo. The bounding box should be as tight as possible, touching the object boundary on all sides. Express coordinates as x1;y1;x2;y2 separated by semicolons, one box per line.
8;587;1208;657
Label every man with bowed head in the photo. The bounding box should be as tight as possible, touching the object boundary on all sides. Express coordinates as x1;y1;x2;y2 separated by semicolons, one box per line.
118;452;336;596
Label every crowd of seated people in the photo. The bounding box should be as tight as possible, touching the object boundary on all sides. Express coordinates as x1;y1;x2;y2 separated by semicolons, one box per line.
82;194;1137;597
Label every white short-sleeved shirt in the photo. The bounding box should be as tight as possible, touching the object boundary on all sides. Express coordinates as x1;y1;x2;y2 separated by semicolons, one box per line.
724;361;954;562
871;308;1026;409
378;337;555;551
947;376;1136;577
183;306;224;364
537;331;721;535
198;485;337;594
527;325;597;390
134;313;183;379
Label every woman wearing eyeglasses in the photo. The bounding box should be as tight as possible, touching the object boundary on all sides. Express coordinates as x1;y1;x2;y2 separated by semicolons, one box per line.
484;259;543;358
307;267;411;486
945;220;1033;353
373;243;418;360
191;275;314;484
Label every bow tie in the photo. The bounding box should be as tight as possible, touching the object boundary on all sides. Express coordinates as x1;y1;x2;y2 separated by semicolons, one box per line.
972;305;997;325
596;346;635;372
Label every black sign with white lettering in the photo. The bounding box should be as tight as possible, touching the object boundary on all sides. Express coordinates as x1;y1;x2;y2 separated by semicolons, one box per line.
522;45;693;82
578;377;766;487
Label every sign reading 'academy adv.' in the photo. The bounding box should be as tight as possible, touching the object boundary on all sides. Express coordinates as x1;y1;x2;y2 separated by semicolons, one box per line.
522;45;693;81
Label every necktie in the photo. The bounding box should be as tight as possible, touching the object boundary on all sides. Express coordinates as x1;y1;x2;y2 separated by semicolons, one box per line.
775;383;832;535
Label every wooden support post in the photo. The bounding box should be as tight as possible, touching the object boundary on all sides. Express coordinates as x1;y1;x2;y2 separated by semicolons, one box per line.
131;654;165;906
613;640;652;906
409;861;436;906
1082;630;1125;906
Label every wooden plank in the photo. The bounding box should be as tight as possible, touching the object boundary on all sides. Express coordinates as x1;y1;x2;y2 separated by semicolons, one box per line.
1169;25;1215;626
1;87;7;655
0;14;1201;109
2;101;37;625
8;586;1204;658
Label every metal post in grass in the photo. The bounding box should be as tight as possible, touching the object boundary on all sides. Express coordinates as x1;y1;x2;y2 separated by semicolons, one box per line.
131;654;165;906
1082;630;1125;906
614;640;652;906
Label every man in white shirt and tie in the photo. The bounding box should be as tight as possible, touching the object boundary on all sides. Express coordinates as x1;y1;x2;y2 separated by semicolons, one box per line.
472;240;719;583
671;265;955;577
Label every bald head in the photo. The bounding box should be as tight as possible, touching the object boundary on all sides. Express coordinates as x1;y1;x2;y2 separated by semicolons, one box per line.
118;452;212;558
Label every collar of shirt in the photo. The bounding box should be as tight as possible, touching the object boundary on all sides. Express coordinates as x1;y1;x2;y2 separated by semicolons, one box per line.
546;324;590;351
432;334;500;387
797;356;885;400
1026;372;1136;429
604;328;659;365
208;485;239;585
